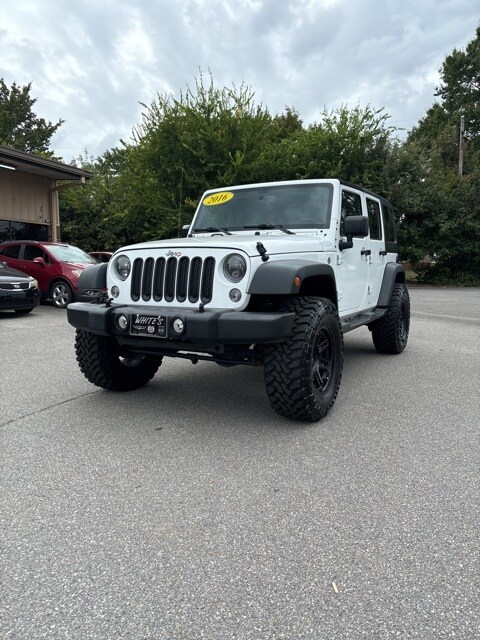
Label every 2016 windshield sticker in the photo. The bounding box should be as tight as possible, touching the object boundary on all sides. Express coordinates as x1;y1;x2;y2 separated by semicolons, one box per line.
203;192;234;206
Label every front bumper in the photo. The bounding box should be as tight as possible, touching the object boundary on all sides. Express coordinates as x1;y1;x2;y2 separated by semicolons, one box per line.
67;302;295;345
0;288;40;311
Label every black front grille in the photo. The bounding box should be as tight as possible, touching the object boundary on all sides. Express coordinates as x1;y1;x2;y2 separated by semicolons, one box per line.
130;255;215;304
0;282;29;290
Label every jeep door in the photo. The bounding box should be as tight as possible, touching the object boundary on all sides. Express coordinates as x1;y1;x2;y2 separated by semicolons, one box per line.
336;188;369;313
366;197;385;305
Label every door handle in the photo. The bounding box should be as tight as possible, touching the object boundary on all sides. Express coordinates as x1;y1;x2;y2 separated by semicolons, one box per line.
361;249;371;256
379;250;387;256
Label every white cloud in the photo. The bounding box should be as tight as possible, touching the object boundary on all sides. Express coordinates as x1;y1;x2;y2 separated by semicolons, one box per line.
0;0;478;160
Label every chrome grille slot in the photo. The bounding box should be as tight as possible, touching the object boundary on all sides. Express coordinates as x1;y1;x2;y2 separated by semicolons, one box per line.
142;258;154;301
128;255;216;304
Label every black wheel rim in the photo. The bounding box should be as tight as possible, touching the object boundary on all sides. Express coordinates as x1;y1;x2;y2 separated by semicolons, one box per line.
312;326;334;394
398;303;408;344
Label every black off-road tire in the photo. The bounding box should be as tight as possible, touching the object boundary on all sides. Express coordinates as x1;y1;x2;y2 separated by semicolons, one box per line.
75;330;161;391
370;283;410;354
264;297;344;422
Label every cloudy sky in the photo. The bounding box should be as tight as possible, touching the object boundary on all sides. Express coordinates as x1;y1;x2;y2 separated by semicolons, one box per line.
0;0;478;162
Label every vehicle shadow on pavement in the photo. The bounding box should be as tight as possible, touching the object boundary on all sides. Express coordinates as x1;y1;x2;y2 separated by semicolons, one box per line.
68;338;379;437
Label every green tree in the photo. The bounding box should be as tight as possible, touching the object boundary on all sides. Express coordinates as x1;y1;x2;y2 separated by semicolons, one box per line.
396;25;480;284
0;79;64;154
60;148;131;251
60;76;401;250
437;24;480;148
254;105;396;192
117;73;301;240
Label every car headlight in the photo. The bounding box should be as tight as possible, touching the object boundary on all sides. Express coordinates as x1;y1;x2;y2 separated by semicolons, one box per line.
113;255;131;280
28;279;38;289
223;253;247;283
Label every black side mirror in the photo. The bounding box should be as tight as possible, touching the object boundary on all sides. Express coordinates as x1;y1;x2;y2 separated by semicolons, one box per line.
339;215;369;250
180;224;190;238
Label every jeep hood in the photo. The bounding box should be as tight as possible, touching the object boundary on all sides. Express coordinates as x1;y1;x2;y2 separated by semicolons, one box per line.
118;234;332;256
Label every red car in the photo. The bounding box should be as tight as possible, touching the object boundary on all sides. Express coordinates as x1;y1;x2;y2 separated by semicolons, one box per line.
0;240;103;308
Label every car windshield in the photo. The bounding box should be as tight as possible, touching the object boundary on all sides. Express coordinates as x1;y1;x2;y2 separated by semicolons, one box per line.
48;245;97;264
193;183;333;232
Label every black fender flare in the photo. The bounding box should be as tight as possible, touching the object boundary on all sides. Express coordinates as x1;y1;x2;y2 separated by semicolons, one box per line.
247;259;336;295
78;263;108;289
377;263;406;308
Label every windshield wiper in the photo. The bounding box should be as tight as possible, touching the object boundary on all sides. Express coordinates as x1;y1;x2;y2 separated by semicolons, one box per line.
192;226;232;235
243;223;295;235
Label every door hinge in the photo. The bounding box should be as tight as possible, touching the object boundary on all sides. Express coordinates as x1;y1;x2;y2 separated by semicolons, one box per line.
336;255;343;265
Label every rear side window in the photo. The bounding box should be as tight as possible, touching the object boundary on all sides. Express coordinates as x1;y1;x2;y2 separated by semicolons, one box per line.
1;245;20;258
381;204;396;243
341;190;363;235
366;198;382;240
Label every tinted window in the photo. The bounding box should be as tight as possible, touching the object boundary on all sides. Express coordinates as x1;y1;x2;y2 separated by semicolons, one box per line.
0;220;9;243
2;244;21;258
341;190;363;235
366;198;382;240
23;245;46;261
381;204;396;243
0;221;48;242
10;221;48;241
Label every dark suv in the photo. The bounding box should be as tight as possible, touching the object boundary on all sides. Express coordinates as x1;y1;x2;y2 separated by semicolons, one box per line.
0;241;103;308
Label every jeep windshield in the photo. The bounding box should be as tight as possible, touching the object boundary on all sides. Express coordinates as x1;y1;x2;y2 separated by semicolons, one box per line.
193;183;333;232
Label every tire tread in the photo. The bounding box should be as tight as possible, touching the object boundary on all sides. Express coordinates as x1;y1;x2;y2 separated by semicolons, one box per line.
75;330;161;391
264;297;343;422
370;283;410;354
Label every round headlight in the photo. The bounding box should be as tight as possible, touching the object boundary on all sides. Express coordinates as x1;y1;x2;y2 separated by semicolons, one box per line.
114;255;131;280
223;253;247;283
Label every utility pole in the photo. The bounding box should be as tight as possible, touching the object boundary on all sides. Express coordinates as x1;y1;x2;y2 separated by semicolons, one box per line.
458;115;465;178
177;167;184;237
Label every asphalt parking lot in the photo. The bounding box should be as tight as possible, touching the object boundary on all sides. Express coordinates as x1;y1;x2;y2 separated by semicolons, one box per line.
1;288;479;640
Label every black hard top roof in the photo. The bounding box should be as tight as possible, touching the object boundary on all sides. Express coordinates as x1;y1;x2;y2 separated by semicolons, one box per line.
340;180;393;208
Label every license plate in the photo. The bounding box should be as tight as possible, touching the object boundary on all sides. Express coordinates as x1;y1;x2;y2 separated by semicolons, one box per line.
130;314;167;338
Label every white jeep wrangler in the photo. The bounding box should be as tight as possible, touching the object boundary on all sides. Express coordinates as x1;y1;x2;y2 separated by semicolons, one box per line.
68;179;410;422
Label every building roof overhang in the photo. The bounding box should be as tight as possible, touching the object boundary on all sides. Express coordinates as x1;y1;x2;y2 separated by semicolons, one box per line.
0;145;94;181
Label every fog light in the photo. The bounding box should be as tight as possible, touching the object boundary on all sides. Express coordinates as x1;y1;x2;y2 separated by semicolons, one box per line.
172;318;185;334
229;288;242;303
116;314;128;330
111;285;120;298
